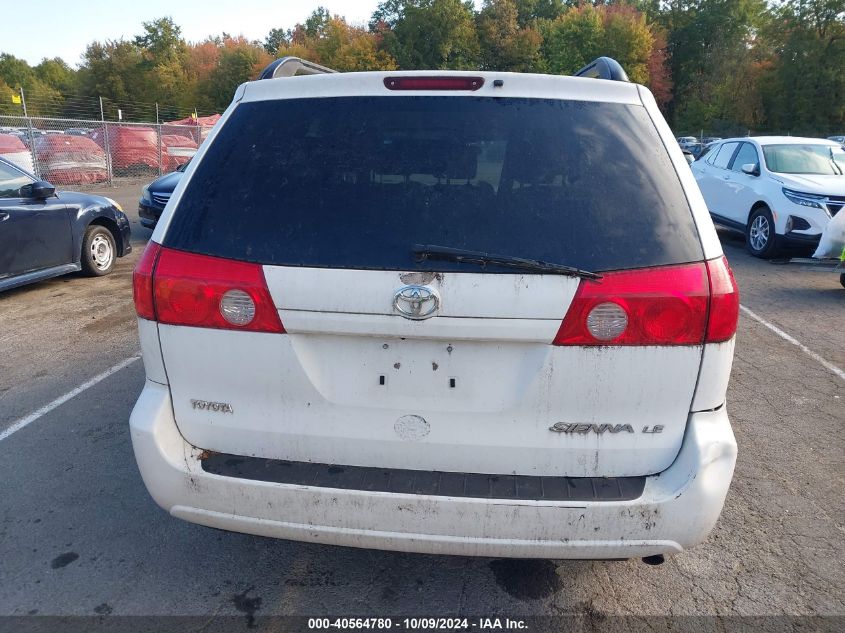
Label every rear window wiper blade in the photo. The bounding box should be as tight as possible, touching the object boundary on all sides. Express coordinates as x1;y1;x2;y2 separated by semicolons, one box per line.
412;244;602;280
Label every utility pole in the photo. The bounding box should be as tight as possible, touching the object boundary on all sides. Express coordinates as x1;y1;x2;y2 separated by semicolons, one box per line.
100;96;113;185
156;102;162;176
21;87;40;178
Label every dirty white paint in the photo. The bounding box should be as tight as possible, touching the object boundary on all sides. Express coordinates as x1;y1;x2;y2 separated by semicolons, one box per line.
130;381;737;558
692;338;736;411
263;266;580;320
394;415;430;441
156;323;703;478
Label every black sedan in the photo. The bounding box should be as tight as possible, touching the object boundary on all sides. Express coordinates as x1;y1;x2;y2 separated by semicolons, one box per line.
0;156;131;292
138;161;187;228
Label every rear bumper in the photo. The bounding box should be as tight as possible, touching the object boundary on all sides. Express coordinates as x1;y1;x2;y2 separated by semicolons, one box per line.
129;381;737;559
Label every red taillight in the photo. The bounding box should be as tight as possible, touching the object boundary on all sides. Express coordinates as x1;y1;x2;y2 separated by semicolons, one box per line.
133;241;161;320
383;76;484;91
553;263;710;346
134;246;285;334
705;256;739;343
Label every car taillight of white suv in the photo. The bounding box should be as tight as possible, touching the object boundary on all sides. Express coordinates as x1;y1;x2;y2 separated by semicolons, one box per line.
129;57;739;562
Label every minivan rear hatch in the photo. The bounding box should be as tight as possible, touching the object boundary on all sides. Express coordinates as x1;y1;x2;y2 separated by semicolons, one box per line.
153;89;707;478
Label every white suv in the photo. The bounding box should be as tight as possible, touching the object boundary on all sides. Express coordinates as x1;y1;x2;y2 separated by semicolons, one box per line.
130;58;739;561
692;136;845;257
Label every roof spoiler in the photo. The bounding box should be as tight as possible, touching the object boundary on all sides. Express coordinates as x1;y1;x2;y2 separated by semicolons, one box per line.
258;56;338;80
573;57;629;82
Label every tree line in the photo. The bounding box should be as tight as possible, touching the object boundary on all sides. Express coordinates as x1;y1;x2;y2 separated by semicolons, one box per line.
0;0;842;135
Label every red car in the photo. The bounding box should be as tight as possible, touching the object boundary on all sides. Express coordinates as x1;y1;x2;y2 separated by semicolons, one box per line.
34;135;108;185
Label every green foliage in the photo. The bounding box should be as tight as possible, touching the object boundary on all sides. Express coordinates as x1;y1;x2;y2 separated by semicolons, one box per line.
541;4;606;75
477;0;543;71
35;58;78;94
276;11;398;72
759;0;845;134
0;53;69;117
379;0;480;69
0;53;37;89
512;0;565;26
200;41;266;112
304;7;332;38
0;3;841;133
661;0;769;131
77;40;149;118
263;28;291;55
541;4;653;83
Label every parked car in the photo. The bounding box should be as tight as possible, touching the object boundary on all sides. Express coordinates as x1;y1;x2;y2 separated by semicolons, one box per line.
685;142;707;159
0;133;35;173
138;161;188;228
701;137;722;145
676;135;698;148
130;58;739;561
160;134;197;171
12;128;45;147
692;136;844;257
827;135;844;144
89;125;159;175
0;156;131;292
34;134;108;185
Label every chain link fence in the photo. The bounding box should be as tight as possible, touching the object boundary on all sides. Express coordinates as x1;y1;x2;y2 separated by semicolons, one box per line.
0;115;218;189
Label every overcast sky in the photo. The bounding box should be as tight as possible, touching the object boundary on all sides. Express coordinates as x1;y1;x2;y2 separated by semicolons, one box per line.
7;0;407;67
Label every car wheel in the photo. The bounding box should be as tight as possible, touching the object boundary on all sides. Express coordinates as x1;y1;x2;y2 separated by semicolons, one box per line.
746;206;779;258
81;225;116;276
840;273;845;289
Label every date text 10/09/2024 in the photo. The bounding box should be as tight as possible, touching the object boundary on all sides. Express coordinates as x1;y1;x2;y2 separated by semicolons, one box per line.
307;618;529;630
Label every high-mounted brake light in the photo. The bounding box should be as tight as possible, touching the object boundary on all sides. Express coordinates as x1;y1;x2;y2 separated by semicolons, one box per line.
132;246;284;333
705;256;739;343
553;263;710;346
383;76;484;91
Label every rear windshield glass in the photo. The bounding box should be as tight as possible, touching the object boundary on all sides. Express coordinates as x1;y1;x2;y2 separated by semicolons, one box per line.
165;97;702;272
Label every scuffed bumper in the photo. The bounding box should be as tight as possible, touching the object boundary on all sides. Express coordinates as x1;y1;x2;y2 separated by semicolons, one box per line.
129;380;736;559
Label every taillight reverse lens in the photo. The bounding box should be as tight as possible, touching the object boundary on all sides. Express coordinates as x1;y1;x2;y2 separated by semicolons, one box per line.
151;248;284;333
133;241;161;320
705;256;739;342
553;263;709;346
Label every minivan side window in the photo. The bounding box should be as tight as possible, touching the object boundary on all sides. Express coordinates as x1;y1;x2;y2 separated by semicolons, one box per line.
730;143;758;172
711;142;739;170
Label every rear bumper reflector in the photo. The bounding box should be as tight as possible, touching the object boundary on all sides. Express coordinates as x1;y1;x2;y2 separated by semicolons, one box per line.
200;454;646;502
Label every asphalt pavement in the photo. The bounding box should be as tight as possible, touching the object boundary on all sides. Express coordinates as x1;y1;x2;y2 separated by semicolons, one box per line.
0;184;842;629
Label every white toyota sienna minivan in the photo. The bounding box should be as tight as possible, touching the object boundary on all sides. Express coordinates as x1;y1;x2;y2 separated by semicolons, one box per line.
130;57;739;561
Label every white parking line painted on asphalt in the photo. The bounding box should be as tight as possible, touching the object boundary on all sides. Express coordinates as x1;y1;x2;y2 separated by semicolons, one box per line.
0;355;141;444
740;305;845;381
